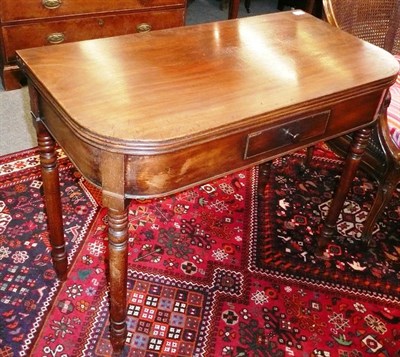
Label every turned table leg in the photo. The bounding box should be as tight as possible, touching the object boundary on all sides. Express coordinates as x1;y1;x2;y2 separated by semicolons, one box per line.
106;203;129;354
100;151;130;354
29;82;68;281
35;121;68;280
316;126;372;258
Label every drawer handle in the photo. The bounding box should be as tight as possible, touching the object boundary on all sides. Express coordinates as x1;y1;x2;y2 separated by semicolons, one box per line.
42;0;62;9
47;33;65;44
283;128;300;143
136;23;152;33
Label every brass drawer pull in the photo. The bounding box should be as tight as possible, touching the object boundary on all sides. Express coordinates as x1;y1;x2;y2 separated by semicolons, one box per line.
42;0;62;9
136;23;152;33
47;33;65;44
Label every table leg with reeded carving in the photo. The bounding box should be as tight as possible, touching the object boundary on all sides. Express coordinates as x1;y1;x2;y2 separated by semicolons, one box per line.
29;83;68;281
316;126;373;258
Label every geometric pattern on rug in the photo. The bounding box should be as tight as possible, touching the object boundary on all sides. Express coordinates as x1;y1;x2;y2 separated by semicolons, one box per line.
0;148;100;357
93;271;215;356
29;167;254;357
252;143;400;303
1;145;400;356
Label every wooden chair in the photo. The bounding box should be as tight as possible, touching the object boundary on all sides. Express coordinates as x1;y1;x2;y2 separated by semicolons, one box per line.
321;0;400;241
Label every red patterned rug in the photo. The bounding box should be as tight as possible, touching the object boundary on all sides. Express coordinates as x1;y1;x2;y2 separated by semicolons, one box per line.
0;144;399;357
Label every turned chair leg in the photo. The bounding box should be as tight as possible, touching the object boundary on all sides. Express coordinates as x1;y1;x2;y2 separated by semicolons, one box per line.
362;167;400;242
300;146;315;172
244;0;250;12
316;127;372;258
305;146;314;164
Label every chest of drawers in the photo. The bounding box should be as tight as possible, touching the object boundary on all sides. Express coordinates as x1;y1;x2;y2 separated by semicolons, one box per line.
0;0;186;90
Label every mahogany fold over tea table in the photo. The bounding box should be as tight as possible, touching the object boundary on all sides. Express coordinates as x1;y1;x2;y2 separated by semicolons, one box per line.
16;11;399;355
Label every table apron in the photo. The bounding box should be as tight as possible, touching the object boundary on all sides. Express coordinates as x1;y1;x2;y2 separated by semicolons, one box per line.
38;89;384;198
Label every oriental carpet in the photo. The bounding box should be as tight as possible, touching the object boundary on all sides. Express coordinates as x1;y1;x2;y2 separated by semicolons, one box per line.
0;144;399;357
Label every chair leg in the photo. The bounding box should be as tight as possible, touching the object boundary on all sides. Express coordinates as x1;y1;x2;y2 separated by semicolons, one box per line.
277;0;285;11
305;0;315;13
299;146;315;173
362;167;400;242
244;0;250;12
305;146;314;166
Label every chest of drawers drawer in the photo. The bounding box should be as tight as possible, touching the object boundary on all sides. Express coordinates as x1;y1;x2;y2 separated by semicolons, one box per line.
1;0;185;21
2;9;185;62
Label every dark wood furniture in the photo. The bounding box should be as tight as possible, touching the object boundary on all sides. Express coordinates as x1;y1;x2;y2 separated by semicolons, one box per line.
320;0;400;241
277;0;322;17
0;0;187;91
229;0;241;19
16;12;398;354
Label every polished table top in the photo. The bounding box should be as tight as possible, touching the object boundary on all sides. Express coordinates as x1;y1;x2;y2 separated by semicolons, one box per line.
17;12;397;145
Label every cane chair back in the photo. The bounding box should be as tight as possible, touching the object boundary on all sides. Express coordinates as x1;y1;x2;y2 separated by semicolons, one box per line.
324;0;400;55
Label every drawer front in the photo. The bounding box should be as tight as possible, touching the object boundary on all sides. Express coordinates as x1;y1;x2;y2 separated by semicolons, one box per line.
124;110;332;197
1;0;186;22
245;111;330;159
2;9;185;62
